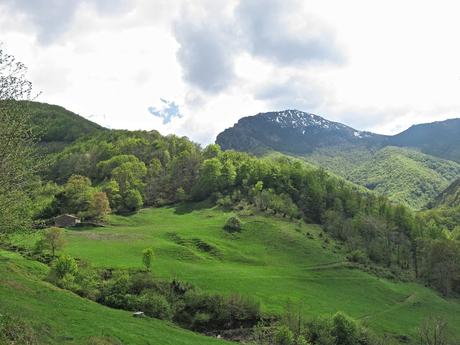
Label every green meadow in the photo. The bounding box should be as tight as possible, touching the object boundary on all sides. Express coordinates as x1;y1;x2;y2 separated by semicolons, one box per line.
11;203;460;341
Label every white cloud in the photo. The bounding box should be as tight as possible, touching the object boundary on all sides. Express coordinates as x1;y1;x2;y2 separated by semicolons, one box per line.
1;0;460;144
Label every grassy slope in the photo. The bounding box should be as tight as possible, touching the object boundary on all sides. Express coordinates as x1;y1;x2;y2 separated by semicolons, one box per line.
306;146;460;209
0;249;232;345
12;204;460;341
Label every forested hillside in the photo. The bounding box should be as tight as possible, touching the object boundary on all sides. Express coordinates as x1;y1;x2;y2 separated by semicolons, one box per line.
217;110;460;209
307;146;460;209
28;101;106;152
431;178;460;208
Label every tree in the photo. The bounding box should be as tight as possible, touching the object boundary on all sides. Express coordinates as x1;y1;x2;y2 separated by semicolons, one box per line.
111;160;147;192
142;248;154;271
221;160;236;189
42;227;66;257
101;179;122;212
203;144;221;159
123;189;143;212
193;158;222;199
53;175;95;218
0;48;36;234
418;316;449;345
87;191;111;221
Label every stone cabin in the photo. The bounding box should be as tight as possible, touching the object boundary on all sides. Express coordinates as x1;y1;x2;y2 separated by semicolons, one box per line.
54;214;81;228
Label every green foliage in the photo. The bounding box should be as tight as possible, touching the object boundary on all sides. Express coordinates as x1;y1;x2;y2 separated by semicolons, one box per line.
28;101;105;146
123;189;143;212
0;49;37;234
193;158;222;198
94;270;261;333
274;325;295;345
224;216;242;232
52;255;78;279
38;227;66;257
87;191;111;221
430;177;460;209
347;250;368;265
142;248;154;271
203;144;221;159
309;146;460;210
331;312;360;345
135;291;172;320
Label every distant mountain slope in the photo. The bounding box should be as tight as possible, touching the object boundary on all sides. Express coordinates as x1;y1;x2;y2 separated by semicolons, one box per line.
304;146;460;209
389;118;460;163
344;147;460;209
216;110;460;209
216;110;386;155
431;177;460;208
26;101;106;152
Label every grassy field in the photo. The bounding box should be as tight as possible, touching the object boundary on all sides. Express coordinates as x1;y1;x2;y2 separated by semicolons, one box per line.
0;249;233;345
10;203;460;342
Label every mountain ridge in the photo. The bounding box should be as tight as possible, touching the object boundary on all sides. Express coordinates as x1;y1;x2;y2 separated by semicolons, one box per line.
216;109;460;209
216;109;460;158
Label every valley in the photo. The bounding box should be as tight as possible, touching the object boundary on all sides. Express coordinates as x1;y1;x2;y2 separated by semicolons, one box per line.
1;101;460;345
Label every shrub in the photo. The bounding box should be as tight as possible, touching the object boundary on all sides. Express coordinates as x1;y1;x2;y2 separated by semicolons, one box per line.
331;312;359;345
347;250;368;265
178;291;261;332
53;255;78;279
224;216;242;232
274;325;294;345
216;195;233;209
136;292;172;320
130;272;158;295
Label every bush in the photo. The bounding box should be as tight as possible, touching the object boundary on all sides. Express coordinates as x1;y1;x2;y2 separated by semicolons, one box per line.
178;291;261;332
347;250;368;265
52;255;78;279
136;292;172;320
331;312;359;345
274;325;294;345
216;195;233;209
224;216;242;232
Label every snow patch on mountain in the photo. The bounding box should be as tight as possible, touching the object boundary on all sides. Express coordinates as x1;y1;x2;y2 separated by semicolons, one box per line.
268;110;350;132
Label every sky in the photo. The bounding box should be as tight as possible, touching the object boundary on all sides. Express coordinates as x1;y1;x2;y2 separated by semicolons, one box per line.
1;0;460;144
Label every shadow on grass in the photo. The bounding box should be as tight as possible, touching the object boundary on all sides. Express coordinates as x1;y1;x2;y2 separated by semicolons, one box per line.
173;200;214;215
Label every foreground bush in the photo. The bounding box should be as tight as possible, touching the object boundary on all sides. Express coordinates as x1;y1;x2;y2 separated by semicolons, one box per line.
224;216;242;232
